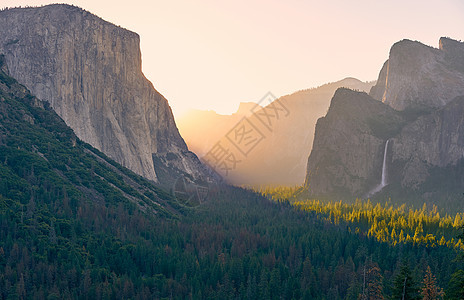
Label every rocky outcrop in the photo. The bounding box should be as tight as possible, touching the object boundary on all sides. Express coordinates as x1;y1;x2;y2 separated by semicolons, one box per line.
0;4;211;185
370;38;464;110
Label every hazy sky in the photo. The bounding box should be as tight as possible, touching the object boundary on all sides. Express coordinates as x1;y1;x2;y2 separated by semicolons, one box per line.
2;1;464;118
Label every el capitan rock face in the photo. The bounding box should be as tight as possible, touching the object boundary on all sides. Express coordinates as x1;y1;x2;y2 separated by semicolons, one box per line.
0;4;209;184
306;38;464;205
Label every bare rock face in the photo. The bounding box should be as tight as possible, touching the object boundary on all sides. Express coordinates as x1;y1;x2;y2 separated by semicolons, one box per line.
392;96;464;187
0;4;210;184
370;38;464;110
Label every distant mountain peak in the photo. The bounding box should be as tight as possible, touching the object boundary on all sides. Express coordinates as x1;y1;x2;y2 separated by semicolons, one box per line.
339;77;362;83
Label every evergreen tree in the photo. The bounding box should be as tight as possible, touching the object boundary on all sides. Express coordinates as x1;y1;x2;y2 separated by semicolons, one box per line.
49;221;57;244
346;276;361;300
447;225;464;300
359;261;384;300
16;273;26;300
421;266;443;300
447;270;464;300
391;261;419;300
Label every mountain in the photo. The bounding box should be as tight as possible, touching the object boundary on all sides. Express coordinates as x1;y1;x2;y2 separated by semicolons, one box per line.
305;38;464;209
0;4;212;187
370;37;464;110
177;78;375;186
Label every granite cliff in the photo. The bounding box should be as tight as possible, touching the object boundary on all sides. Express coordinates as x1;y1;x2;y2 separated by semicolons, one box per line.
0;4;211;186
370;37;464;110
306;38;464;206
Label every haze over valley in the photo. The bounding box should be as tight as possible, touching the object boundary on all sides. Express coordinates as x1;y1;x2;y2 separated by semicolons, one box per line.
177;78;375;185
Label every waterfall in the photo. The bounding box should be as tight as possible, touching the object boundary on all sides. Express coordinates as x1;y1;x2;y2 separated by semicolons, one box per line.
367;139;390;197
380;139;390;187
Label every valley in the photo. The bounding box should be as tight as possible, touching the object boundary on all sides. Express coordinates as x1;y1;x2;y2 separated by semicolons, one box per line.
0;3;463;300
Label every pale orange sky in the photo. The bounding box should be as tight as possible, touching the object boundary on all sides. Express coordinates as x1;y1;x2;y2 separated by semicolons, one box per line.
2;0;464;118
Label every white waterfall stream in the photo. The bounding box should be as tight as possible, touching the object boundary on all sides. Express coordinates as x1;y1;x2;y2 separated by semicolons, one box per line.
367;139;390;197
